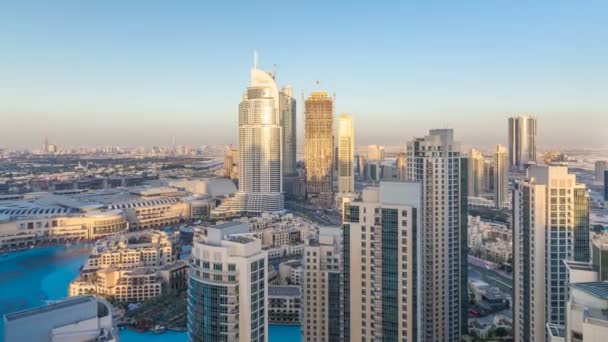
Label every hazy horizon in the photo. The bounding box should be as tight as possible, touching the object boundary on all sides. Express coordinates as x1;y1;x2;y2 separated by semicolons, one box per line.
1;1;607;149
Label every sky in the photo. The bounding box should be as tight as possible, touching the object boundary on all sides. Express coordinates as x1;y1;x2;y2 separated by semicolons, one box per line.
1;0;607;149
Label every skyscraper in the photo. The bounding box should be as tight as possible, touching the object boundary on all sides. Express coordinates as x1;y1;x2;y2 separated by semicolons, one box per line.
396;151;407;181
406;129;468;341
512;165;590;342
280;86;297;198
304;91;334;205
493;144;508;209
337;113;354;193
342;181;422;341
596;160;607;184
508;115;537;172
483;160;494;193
212;55;284;217
188;223;268;342
302;227;343;342
468;148;484;197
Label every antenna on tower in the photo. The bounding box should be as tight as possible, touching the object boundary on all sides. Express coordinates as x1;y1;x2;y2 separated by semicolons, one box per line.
253;49;258;69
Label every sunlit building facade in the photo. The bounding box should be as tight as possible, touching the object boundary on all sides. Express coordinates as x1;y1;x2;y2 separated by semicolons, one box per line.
468;148;484;197
342;182;423;341
508;115;537;172
493;144;508;208
304;91;334;205
406;129;468;342
188;225;268;342
337;113;354;193
214;59;284;216
513;165;590;342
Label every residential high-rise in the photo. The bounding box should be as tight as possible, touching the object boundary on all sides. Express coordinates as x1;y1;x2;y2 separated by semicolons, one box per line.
342;181;423;341
367;144;385;162
281;86;297;198
595;161;607;184
188;223;268;342
337;113;354;193
406;129;468;341
468;148;484;197
512;165;590;342
493;144;508;209
396;151;407;181
483;160;494;193
303;227;343;342
212;56;284;216
508;115;537;172
304;91;334;205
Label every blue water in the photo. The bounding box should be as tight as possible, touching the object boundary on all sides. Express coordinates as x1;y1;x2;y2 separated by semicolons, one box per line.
0;245;301;341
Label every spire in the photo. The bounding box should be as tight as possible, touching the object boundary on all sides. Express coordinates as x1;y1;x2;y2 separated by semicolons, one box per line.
253;49;258;69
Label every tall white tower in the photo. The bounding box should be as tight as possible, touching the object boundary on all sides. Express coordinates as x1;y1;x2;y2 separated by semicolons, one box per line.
337;113;354;193
406;129;468;341
213;54;284;217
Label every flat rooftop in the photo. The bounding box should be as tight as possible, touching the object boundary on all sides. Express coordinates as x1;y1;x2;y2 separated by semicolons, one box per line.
571;282;608;300
4;296;94;322
564;260;598;272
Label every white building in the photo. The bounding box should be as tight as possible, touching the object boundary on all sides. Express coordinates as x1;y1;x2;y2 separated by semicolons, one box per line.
342;182;423;341
508;115;537;172
337;113;355;194
3;296;118;342
406;129;468;341
513;165;590;342
188;223;268;342
213;54;284;217
566;282;608;342
303;226;343;341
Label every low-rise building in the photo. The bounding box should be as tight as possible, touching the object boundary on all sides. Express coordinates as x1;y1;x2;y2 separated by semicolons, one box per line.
566;282;608;342
3;296;118;342
0;209;128;251
268;285;301;324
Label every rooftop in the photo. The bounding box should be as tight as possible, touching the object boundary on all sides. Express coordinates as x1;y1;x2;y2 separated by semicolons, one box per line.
268;285;301;297
564;260;598;272
571;282;608;300
4;296;95;322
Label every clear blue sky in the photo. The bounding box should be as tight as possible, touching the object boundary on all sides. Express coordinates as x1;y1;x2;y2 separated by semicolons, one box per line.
1;0;606;149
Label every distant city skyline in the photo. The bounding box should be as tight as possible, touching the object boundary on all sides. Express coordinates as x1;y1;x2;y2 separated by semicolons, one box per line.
1;1;607;149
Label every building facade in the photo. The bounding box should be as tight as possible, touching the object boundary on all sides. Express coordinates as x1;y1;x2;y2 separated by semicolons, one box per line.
337;113;355;194
512;165;590;342
566;282;608;342
468;148;484;197
406;129;468;341
188;225;268;342
3;296;118;342
592;234;608;281
396;151;407;181
268;285;301;324
494;144;508;209
303;227;343;342
342;182;423;341
595;160;607;184
280;86;298;198
304;91;334;205
508;115;537;172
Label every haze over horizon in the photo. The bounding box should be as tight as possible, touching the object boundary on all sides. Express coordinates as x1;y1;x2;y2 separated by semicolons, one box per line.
1;0;607;149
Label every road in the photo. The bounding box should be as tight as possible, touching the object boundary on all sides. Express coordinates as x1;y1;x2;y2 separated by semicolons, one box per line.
468;263;513;295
